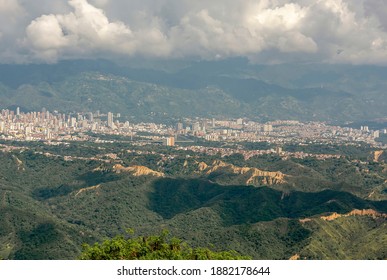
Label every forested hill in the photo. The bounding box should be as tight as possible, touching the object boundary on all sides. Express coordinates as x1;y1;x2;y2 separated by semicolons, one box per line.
1;59;387;122
1;141;386;260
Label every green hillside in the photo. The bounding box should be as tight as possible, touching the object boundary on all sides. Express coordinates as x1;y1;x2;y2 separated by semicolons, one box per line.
0;142;386;260
300;216;387;259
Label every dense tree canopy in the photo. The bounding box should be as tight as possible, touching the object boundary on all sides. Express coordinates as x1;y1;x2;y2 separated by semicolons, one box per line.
79;230;250;260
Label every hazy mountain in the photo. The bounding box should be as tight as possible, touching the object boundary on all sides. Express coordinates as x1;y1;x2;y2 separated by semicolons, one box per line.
0;59;387;122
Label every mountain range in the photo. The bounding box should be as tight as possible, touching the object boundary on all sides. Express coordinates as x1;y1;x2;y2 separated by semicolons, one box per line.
1;59;387;123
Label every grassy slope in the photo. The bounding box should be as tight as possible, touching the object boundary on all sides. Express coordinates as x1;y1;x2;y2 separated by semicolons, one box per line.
300;216;387;259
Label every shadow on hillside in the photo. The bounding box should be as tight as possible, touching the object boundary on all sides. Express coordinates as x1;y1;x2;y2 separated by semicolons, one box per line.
12;223;61;260
32;171;122;200
148;178;387;226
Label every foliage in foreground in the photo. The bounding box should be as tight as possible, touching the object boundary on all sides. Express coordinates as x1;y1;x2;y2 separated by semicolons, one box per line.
79;230;250;260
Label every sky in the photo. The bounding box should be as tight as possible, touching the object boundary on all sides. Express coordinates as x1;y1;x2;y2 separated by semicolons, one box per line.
0;0;387;64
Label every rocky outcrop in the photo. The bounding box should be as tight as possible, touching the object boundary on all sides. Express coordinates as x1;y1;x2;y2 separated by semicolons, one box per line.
113;164;164;177
74;185;101;197
299;218;312;224
321;209;387;221
373;150;384;162
198;160;286;186
197;162;208;171
12;155;25;171
289;254;300;260
93;165;110;172
245;169;286;186
1;191;9;208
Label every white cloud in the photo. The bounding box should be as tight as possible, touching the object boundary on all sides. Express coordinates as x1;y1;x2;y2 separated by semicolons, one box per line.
255;3;307;30
299;0;387;64
89;0;110;8
0;0;385;64
247;3;317;53
27;15;70;49
0;0;24;29
364;0;387;31
0;0;22;14
0;0;27;62
161;3;318;59
25;0;135;61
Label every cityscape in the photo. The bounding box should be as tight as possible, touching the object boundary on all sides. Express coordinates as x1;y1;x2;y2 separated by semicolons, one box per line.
1;107;386;149
1;0;387;269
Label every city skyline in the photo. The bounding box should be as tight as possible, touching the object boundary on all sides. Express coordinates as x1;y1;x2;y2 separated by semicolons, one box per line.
1;107;386;150
1;0;387;268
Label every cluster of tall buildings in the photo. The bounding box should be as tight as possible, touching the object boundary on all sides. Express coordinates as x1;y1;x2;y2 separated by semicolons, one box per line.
1;107;386;148
174;118;387;147
0;108;128;141
176;119;275;135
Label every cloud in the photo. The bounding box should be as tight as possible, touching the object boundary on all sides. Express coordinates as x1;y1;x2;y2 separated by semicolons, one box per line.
0;0;22;14
0;0;385;64
304;0;387;64
26;0;135;61
364;0;387;31
0;0;28;62
0;0;25;30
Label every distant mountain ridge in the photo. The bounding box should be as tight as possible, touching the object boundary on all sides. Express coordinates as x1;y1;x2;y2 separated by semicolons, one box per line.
0;59;386;122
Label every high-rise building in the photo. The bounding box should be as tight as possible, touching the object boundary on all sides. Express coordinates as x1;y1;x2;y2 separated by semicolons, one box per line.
192;122;200;132
25;125;33;135
201;121;207;130
70;117;77;128
263;124;273;133
91;123;98;131
88;112;94;122
45;128;51;140
163;136;175;146
361;126;369;132
107;112;114;128
16;107;20;116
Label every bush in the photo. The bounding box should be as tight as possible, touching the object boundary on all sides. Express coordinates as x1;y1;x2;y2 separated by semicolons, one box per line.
79;230;250;260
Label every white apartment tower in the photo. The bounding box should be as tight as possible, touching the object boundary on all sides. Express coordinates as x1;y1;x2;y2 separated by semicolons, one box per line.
107;112;114;128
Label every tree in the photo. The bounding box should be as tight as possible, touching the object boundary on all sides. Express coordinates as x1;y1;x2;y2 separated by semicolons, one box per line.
79;230;250;260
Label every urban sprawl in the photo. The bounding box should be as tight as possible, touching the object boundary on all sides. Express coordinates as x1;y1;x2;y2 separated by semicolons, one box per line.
1;108;386;159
